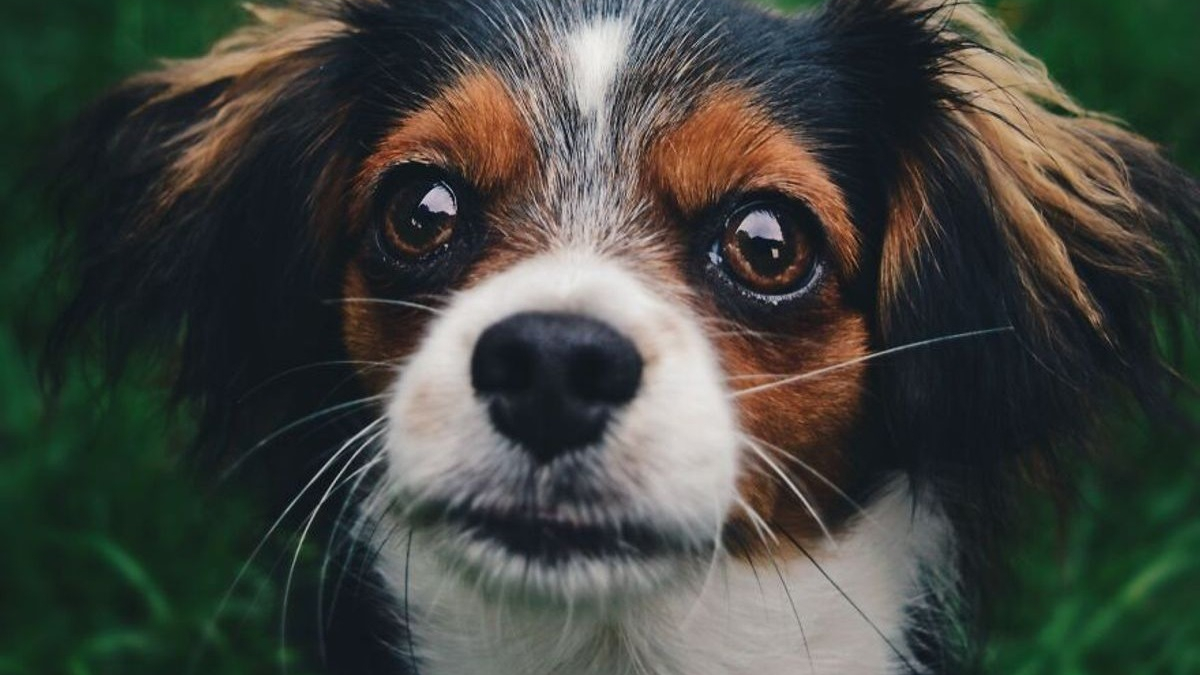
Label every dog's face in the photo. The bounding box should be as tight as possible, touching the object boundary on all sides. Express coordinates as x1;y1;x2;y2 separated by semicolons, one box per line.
342;21;876;599
50;0;1200;667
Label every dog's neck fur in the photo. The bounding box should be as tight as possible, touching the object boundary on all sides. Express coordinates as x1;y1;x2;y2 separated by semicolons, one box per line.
376;478;952;675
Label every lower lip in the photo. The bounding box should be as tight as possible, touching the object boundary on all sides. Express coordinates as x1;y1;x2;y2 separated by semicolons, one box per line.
431;505;679;563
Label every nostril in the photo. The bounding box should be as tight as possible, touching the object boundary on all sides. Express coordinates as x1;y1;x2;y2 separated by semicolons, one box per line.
469;312;644;463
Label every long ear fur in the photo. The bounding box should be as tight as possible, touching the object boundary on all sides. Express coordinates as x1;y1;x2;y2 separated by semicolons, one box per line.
42;4;365;459
824;0;1200;468
817;2;1200;669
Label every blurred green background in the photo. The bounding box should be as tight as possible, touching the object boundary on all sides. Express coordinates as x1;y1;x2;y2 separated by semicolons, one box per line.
1;0;1198;674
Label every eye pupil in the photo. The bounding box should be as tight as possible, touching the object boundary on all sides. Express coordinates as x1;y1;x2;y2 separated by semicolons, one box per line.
384;181;459;259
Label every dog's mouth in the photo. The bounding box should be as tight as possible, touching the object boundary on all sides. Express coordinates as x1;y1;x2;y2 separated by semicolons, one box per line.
410;501;707;564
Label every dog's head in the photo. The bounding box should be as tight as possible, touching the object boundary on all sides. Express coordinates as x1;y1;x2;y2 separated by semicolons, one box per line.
47;0;1200;645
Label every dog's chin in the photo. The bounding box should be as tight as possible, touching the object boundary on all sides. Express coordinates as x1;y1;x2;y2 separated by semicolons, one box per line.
404;500;716;605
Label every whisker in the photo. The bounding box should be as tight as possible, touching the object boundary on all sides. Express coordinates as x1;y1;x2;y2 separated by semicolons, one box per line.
342;495;387;592
728;502;775;617
317;448;388;659
744;438;836;547
239;360;396;403
281;422;387;675
767;554;816;675
321;492;376;636
725;531;767;606
319;449;388;624
727;373;797;381
219;395;388;482
733;327;1015;398
736;496;780;547
697;317;794;342
330;298;446;315
747;435;879;528
682;502;734;629
778;528;917;674
359;503;412;587
403;529;421;675
707;329;792;342
200;417;387;664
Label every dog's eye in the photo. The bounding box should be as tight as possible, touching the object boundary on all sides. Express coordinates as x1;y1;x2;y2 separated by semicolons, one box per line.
365;166;482;292
381;180;460;260
712;200;819;297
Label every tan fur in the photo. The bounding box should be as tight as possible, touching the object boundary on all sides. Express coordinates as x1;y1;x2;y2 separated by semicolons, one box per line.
642;87;872;555
127;5;348;216
342;70;538;388
882;0;1168;339
646;88;861;276
358;70;537;206
719;296;871;551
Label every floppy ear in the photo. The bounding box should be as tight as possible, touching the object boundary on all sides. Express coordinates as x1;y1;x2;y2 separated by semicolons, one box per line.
43;5;368;456
822;0;1200;467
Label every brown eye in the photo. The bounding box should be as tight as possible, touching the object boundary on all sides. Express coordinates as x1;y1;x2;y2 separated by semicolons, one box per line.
718;202;818;296
382;180;459;259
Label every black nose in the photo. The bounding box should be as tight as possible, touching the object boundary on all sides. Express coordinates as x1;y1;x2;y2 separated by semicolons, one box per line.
471;312;643;464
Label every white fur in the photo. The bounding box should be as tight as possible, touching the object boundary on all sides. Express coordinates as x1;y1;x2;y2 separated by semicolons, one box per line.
368;250;954;673
565;18;631;125
377;251;740;599
375;478;951;675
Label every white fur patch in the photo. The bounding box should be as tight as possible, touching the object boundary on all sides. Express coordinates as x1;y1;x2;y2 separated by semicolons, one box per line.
374;478;952;675
373;250;740;599
566;18;630;123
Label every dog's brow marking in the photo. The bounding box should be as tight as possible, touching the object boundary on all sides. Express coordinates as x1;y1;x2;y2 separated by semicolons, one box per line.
566;18;630;123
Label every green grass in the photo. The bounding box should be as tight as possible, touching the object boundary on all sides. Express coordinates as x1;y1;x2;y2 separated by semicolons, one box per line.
1;1;1197;674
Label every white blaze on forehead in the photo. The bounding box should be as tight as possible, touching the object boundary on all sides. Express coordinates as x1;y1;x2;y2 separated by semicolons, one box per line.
566;18;631;121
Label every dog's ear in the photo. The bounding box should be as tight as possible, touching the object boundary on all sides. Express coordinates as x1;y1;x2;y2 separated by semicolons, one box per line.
42;5;370;455
821;0;1200;468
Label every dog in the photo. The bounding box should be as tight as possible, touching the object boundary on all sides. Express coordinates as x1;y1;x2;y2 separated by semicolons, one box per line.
44;0;1200;673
